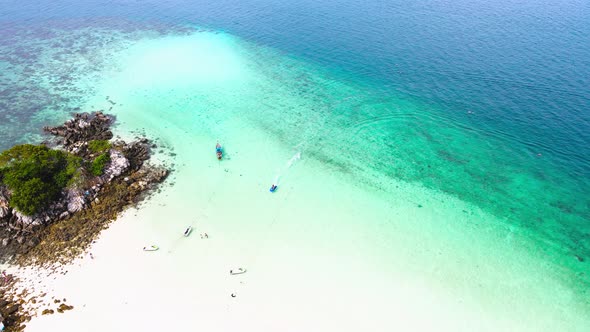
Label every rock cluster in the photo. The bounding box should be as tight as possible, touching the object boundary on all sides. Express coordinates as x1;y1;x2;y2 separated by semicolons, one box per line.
0;188;9;219
0;188;70;261
0;275;29;332
43;111;113;152
1;273;76;332
0;111;169;264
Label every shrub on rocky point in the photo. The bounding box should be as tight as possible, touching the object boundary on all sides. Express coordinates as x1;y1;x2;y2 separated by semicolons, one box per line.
0;144;81;215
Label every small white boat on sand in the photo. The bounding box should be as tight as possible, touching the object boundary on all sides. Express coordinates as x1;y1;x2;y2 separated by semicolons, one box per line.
184;226;193;237
230;268;246;275
143;245;159;252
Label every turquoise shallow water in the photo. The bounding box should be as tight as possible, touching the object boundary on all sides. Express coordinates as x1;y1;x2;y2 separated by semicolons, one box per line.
73;33;588;330
1;0;589;327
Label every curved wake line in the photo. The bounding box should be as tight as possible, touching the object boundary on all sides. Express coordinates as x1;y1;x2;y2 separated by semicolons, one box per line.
272;151;302;186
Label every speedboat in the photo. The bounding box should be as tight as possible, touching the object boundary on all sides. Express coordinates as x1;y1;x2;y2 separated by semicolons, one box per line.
143;245;159;252
184;226;192;237
269;184;278;193
230;268;247;275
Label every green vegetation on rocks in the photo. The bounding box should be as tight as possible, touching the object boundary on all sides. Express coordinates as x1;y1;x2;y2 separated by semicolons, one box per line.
0;144;81;215
87;139;111;154
90;153;110;176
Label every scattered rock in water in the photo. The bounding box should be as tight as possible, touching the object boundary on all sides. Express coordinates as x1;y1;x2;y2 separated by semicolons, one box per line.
0;286;30;332
41;309;54;315
56;303;73;313
4;304;19;315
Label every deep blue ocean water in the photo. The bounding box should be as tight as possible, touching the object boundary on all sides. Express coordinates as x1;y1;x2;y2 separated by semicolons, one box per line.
1;0;589;282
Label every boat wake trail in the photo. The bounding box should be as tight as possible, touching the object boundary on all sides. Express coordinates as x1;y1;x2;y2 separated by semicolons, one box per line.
272;151;302;189
286;151;302;169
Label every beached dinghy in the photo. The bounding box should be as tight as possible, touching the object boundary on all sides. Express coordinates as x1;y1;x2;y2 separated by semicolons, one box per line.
143;245;159;252
230;268;247;275
184;226;193;237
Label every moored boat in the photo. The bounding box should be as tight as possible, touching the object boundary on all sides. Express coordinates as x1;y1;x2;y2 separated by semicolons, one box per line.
216;142;223;160
184;226;192;237
143;245;159;252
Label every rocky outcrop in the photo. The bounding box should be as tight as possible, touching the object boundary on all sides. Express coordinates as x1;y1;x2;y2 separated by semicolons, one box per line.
114;138;151;171
43;111;113;153
1;111;169;265
101;149;130;182
3;192;69;229
11;212;35;227
0;188;9;219
66;189;86;214
128;166;169;196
